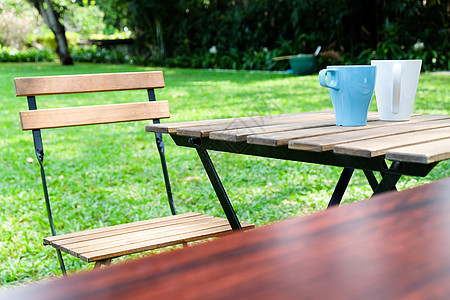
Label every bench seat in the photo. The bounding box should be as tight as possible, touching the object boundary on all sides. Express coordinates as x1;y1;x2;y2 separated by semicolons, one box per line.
44;212;254;262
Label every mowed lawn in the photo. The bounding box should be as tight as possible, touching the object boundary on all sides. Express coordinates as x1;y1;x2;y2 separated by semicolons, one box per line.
1;62;448;287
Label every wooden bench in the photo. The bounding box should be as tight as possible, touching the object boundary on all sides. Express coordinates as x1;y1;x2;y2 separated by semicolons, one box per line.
15;72;253;275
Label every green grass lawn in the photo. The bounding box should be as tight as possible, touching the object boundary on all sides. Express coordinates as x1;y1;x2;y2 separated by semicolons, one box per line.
1;62;448;287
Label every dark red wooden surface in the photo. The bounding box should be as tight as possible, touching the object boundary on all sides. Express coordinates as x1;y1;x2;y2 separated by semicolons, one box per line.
2;178;450;300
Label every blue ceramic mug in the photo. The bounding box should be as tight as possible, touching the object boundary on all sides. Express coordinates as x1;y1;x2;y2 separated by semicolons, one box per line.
319;65;376;126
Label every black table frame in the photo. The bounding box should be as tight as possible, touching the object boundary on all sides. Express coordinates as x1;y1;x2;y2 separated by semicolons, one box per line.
170;134;438;230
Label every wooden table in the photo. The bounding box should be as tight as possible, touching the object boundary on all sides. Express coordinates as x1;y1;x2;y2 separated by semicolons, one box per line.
2;178;449;300
145;111;450;229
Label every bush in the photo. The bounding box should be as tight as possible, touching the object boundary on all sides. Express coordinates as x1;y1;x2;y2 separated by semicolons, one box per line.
70;46;131;64
0;0;41;50
346;43;449;72
0;46;55;62
126;0;448;72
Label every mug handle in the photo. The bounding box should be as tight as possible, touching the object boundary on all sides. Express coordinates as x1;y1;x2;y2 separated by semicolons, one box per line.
319;69;339;90
392;63;402;114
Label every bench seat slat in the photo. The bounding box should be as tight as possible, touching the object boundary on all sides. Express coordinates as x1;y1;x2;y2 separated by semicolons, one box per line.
63;218;232;254
44;214;214;246
79;226;234;262
80;223;254;263
44;213;254;262
14;71;165;96
20;101;170;130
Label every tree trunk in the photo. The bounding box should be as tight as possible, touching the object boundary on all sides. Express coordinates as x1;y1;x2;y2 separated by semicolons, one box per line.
27;0;73;65
155;18;164;58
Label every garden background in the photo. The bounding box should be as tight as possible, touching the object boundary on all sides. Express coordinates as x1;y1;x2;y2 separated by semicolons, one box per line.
0;0;449;288
1;0;448;70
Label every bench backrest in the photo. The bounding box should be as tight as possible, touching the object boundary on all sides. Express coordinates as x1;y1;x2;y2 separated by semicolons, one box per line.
15;71;169;130
14;71;179;274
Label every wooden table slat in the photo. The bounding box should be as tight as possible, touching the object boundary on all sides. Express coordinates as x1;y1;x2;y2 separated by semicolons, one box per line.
288;117;450;152
246;115;439;147
333;126;450;157
385;138;450;163
175;111;336;138
212;111;417;143
206;112;339;141
145;111;332;134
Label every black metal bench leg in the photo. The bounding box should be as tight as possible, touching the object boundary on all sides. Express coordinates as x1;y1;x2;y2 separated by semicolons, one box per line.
327;167;354;208
154;132;176;215
148;89;176;215
36;148;67;277
193;145;242;231
28;96;67;277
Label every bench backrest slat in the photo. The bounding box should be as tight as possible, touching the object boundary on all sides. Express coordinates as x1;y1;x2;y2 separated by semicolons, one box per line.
14;71;165;96
20;101;170;130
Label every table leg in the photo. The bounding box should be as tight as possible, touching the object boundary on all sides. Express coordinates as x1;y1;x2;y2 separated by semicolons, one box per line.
370;161;402;195
327;167;354;208
363;170;379;191
364;160;401;195
373;173;402;195
364;169;399;192
380;160;398;191
195;147;242;231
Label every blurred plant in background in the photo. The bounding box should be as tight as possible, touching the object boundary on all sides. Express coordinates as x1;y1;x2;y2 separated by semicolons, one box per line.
125;0;449;71
0;0;448;71
0;0;41;49
63;1;105;41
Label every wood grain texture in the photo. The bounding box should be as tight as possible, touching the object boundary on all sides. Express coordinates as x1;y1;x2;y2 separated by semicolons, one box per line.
288;117;450;152
333;126;450;157
145;111;333;134
246;115;389;146
14;71;165;96
43;212;205;245
248;115;443;147
177;111;379;138
44;212;254;262
210;111;407;143
385;138;450;164
3;178;449;300
209;113;336;142
20;101;170;130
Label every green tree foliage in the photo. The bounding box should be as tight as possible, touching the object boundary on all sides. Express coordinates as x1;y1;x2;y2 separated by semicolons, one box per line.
63;3;105;39
77;0;128;35
125;0;448;71
0;0;42;49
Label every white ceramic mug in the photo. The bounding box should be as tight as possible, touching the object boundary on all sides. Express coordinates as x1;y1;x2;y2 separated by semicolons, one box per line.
371;60;422;121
